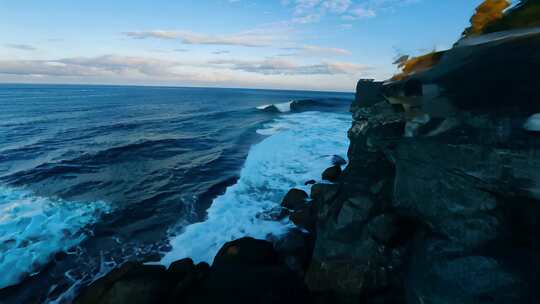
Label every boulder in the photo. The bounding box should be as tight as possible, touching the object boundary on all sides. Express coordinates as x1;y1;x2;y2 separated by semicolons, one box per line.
322;165;342;182
212;237;280;267
167;258;195;279
74;263;173;304
187;238;310;304
281;188;309;211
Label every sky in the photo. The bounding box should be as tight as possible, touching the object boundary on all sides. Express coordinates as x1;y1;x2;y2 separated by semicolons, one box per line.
0;0;485;91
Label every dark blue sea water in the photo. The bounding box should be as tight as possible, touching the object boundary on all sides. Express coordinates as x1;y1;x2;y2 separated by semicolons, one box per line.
0;84;353;303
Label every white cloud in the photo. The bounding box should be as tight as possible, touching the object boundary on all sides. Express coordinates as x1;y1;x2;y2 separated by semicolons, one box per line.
0;55;374;91
0;55;369;79
282;0;419;23
124;29;279;47
343;7;376;19
292;14;322;24
281;45;352;56
0;55;181;78
4;44;37;51
208;58;369;75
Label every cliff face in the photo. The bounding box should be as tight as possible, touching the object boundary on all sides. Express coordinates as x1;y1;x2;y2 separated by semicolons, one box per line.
304;30;540;303
72;23;540;304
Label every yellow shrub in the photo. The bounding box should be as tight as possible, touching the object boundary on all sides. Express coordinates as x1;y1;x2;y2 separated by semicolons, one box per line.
464;0;511;36
391;51;445;81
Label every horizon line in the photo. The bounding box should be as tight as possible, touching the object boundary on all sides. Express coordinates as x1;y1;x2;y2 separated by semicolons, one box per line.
0;81;357;94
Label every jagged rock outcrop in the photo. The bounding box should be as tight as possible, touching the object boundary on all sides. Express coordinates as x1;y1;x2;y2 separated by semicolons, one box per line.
75;237;310;304
303;29;540;304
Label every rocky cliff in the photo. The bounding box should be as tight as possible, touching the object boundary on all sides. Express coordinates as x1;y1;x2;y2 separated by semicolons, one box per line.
73;18;540;304
301;27;540;304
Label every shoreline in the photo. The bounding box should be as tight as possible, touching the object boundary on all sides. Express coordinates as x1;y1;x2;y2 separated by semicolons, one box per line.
73;20;540;303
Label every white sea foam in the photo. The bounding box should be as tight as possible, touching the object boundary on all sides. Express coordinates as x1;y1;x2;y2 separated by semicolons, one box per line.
524;113;540;132
161;111;351;266
256;101;293;113
0;187;110;289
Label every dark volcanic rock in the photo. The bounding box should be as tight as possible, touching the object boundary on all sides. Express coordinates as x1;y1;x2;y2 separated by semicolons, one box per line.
305;179;317;185
353;79;384;112
408;243;525;304
187;238;310;304
290;207;316;232
273;229;314;276
74;263;173;304
213;237;280;267
331;155;347;166
305;31;540;303
322;165;342;182
76;238;310;304
168;258;195;278
335;196;374;230
281;188;309;211
367;214;399;245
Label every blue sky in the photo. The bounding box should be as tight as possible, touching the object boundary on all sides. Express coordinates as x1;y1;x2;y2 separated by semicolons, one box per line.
0;0;484;91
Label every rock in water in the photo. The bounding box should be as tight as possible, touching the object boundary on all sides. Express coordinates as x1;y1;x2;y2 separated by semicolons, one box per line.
74;263;174;304
212;237;280;267
331;155;347;166
281;188;309;211
322;165;342;182
304;179;317;185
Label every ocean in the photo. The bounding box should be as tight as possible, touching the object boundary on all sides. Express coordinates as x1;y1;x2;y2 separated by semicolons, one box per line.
0;84;353;303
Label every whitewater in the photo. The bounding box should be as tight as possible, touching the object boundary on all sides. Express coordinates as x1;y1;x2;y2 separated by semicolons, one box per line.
161;111;351;265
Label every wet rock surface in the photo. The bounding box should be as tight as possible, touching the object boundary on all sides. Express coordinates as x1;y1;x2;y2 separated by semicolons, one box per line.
301;30;540;303
281;188;309;212
321;165;342;182
75;237;310;304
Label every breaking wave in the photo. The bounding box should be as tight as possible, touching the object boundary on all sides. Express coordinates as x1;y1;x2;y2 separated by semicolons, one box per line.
161;111;351;265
